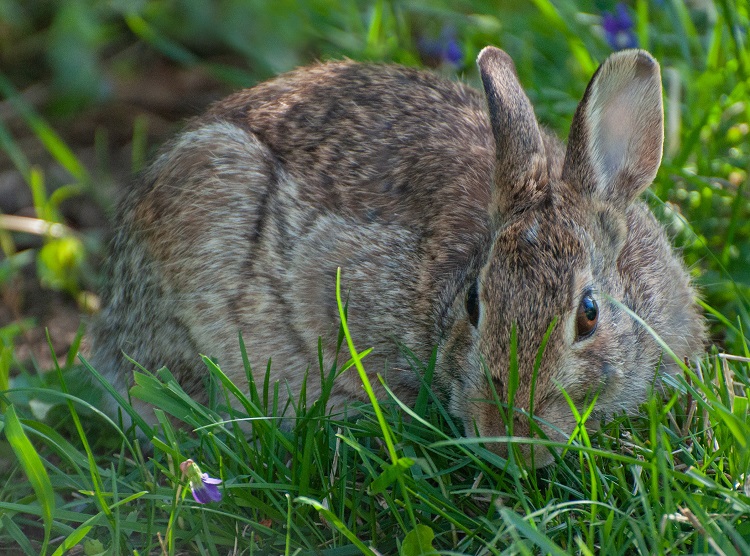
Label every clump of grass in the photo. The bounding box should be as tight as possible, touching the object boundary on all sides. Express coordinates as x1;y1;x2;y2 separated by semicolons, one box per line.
1;270;749;554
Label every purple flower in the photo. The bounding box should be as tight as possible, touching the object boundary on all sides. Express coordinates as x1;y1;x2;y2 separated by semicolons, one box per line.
418;27;463;68
602;4;638;51
180;459;222;504
443;38;463;66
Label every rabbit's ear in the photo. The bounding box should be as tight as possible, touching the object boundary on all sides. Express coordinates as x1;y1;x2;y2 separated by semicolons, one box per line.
563;50;663;206
477;47;548;222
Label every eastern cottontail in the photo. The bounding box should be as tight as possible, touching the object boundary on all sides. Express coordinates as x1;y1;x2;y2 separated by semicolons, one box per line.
89;46;705;464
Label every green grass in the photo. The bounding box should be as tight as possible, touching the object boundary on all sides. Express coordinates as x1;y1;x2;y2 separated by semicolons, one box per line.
1;0;749;554
2;300;749;554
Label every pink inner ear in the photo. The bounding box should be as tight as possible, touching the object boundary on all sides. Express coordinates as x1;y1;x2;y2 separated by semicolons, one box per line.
563;50;663;204
597;89;634;175
589;69;662;201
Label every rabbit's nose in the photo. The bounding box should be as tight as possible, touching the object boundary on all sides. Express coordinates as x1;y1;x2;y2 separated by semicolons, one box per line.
481;407;560;466
493;408;544;457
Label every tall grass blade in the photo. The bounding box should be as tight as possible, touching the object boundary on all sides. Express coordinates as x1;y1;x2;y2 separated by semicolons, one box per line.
0;118;31;180
334;267;397;462
295;496;377;556
498;508;568;556
0;73;89;182
79;354;153;436
4;404;54;555
47;334;115;533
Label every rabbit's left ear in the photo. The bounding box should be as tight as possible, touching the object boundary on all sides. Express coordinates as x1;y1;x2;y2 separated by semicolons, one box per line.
477;47;548;223
563;50;663;206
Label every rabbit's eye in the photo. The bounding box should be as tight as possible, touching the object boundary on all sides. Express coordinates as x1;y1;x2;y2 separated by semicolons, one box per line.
466;280;480;327
576;294;598;340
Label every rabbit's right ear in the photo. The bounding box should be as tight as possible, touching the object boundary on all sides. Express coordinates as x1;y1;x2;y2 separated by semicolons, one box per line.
477;47;548;224
563;50;663;206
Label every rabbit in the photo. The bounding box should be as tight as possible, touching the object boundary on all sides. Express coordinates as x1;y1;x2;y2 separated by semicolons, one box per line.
88;46;705;465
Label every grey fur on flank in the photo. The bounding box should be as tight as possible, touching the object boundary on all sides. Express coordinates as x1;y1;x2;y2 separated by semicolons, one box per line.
89;46;705;466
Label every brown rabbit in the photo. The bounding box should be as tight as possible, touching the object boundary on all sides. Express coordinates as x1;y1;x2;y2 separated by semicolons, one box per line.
89;46;705;465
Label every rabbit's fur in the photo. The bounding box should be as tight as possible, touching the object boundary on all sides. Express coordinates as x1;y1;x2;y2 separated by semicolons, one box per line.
89;47;705;464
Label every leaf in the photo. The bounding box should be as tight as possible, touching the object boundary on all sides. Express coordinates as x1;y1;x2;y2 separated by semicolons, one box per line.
335;268;398;462
4;405;54;555
82;538;107;556
50;526;93;556
401;524;438;556
370;457;414;495
295;496;377;556
732;395;748;420
37;236;85;292
78;355;153;437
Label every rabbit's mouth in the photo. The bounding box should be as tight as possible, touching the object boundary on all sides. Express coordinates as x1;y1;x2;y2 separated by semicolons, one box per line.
461;398;574;468
459;369;618;468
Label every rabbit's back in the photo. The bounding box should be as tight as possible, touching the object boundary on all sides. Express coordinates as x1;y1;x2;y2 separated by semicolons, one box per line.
90;61;510;413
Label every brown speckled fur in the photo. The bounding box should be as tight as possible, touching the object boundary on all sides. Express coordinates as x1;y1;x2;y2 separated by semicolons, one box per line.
89;47;705;466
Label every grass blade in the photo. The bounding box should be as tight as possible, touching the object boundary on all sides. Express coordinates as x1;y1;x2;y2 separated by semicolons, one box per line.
0;73;89;182
0;514;37;556
295;496;377;556
499;508;568;556
3;404;54;555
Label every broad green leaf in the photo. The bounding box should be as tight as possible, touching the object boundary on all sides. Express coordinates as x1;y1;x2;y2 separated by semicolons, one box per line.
370;457;415;495
37;236;85;293
82;538;107;556
401;524;438;556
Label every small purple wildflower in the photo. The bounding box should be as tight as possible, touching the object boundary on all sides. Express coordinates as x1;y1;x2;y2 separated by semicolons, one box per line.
602;3;638;51
418;26;463;68
442;36;463;66
180;459;222;504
